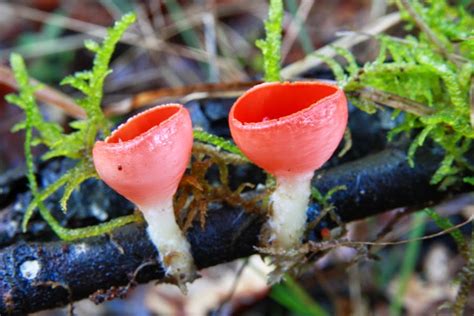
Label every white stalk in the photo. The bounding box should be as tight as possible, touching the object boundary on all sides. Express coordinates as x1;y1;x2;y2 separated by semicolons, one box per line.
267;172;313;249
141;199;195;282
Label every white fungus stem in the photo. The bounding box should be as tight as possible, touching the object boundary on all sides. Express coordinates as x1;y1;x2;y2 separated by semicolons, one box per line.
141;199;195;283
267;172;313;249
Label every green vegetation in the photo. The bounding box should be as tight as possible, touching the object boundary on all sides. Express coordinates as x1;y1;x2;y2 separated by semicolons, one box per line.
6;1;474;313
7;12;251;241
389;212;427;316
193;129;246;157
311;185;347;208
316;2;473;313
271;275;329;316
426;208;468;255
7;13;139;238
256;0;284;82
319;0;473;188
7;54;42;214
302;1;474;314
426;208;474;315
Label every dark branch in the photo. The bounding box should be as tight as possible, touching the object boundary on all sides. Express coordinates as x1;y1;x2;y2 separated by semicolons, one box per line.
0;147;462;315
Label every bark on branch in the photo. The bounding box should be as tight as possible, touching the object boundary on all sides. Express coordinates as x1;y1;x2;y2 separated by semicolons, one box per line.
0;147;459;315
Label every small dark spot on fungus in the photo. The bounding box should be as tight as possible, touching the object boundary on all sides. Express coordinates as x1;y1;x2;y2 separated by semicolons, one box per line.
93;104;196;284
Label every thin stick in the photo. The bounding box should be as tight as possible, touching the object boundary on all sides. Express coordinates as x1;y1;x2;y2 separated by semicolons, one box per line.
213;258;250;314
104;81;261;116
281;12;401;79
0;2;236;68
133;4;198;85
335;31;468;64
343;216;472;247
0;65;86;119
398;0;459;66
353;86;435;116
281;0;314;60
0;34;88;60
203;5;220;82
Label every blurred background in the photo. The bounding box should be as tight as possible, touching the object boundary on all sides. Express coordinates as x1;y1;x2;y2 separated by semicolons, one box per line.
0;0;472;315
0;0;388;173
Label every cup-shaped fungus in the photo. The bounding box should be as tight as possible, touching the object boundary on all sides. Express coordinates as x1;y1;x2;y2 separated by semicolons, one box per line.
93;103;195;284
229;81;348;249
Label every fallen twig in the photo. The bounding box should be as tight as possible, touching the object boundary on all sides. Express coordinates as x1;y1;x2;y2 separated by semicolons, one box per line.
104;81;261;116
398;0;459;66
280;12;401;79
0;65;86;119
352;86;435;116
0;2;243;78
0;147;461;314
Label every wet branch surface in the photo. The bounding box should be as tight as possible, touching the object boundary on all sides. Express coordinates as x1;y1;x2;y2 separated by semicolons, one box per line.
0;98;464;314
0;146;462;315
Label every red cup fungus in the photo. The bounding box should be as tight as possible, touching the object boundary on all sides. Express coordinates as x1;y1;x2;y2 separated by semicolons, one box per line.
93;103;195;284
229;81;348;249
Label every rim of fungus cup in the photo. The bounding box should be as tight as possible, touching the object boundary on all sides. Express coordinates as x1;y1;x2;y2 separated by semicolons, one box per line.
229;81;344;129
104;103;184;146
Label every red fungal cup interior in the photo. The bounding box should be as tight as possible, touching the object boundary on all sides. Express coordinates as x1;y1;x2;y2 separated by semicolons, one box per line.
232;82;338;124
107;105;180;143
93;103;193;209
229;81;348;177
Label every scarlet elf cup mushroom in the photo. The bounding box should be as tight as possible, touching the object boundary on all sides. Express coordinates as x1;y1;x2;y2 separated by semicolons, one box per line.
93;103;195;283
229;81;348;250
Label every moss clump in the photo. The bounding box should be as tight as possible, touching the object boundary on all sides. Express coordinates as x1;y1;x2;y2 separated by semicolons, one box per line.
256;0;284;82
320;0;473;188
7;13;139;238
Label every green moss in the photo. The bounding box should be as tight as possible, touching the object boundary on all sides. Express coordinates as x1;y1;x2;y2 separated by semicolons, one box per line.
256;0;284;82
320;0;473;187
311;185;346;208
425;208;468;256
193;129;246;157
7;13;138;238
318;4;473;309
